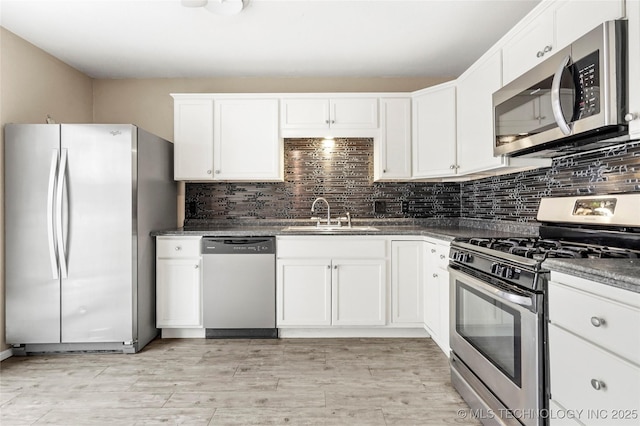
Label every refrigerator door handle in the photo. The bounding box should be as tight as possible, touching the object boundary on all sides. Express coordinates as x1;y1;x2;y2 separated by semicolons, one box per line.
47;149;60;279
56;148;68;278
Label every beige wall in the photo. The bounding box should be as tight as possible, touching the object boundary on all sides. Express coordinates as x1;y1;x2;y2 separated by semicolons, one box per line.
0;27;93;353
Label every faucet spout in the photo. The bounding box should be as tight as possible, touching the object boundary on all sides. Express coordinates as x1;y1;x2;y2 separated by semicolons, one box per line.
311;197;331;225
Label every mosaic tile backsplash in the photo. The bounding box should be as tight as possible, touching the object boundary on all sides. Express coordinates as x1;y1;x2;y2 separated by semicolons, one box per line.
460;141;640;223
185;139;640;225
185;138;460;221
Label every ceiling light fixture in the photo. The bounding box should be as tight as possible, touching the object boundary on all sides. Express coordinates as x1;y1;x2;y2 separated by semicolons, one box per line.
181;0;245;16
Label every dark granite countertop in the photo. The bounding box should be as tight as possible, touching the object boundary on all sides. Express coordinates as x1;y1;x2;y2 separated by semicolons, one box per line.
543;258;640;293
152;218;639;293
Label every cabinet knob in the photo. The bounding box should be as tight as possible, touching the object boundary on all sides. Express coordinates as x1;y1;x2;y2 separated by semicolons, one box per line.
590;379;605;391
590;316;605;327
207;170;212;175
383;169;387;173
536;45;553;58
440;254;445;259
433;273;438;278
327;265;331;269
215;170;221;174
331;120;335;124
334;265;338;269
449;164;455;169
625;113;638;122
325;120;330;124
431;249;436;253
194;264;199;269
175;246;182;251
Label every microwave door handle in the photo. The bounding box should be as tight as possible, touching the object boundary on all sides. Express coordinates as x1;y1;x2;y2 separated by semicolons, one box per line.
551;55;573;136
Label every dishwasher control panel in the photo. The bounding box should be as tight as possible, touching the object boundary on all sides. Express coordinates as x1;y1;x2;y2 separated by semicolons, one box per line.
201;237;276;255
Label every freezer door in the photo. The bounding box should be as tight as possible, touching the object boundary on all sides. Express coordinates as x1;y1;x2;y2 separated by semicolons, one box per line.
60;124;135;343
5;124;62;344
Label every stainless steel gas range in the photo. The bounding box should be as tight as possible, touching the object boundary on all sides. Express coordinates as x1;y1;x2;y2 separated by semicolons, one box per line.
448;193;640;426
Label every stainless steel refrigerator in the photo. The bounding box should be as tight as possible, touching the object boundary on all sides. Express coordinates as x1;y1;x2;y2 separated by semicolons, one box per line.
5;124;177;354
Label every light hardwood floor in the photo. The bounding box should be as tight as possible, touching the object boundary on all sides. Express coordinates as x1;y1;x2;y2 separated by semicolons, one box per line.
1;338;479;425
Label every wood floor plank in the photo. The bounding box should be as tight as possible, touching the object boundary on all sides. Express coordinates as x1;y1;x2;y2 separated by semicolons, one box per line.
0;337;475;425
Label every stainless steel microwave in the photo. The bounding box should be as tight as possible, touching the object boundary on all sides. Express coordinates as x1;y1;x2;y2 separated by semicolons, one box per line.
493;20;630;158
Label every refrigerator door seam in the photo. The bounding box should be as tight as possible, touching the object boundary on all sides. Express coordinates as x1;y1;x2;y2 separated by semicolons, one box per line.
47;149;60;279
56;148;68;278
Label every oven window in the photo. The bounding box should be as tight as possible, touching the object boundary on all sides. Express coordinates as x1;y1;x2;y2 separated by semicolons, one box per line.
456;282;522;386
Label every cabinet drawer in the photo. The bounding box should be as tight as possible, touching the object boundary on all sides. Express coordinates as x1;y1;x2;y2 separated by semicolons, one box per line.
549;324;640;425
277;237;387;259
549;282;640;365
157;237;201;258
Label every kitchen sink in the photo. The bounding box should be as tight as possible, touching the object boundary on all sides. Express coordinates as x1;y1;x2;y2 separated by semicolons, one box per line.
281;225;379;232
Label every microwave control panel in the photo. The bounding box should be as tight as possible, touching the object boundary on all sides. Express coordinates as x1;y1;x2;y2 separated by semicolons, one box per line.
574;50;600;120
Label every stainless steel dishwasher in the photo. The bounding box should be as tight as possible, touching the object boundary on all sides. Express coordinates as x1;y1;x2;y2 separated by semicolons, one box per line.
201;237;277;338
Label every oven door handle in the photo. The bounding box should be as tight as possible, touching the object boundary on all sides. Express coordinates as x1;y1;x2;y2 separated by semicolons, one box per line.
448;265;534;309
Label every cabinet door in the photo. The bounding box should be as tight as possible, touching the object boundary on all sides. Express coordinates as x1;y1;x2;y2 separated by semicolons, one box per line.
156;258;202;328
423;244;440;336
456;50;505;175
502;7;555;85
280;99;329;129
628;0;640;138
173;98;214;180
376;98;412;180
213;99;281;181
391;241;423;324
555;0;624;51
277;259;332;326
412;84;457;178
330;98;378;129
332;259;386;326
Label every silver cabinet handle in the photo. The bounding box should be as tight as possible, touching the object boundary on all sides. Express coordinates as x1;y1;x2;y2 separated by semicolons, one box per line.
175;246;182;251
433;273;438;278
625;113;638;122
334;265;338;269
590;316;605;327
551;55;573;136
591;379;605;390
431;249;436;253
207;169;212;174
440;254;445;259
536;45;553;58
194;264;199;269
450;164;455;169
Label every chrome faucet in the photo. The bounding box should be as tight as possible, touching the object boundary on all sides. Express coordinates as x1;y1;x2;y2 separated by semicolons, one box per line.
311;197;331;225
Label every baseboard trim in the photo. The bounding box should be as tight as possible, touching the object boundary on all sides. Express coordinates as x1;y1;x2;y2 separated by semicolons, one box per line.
0;348;13;361
278;328;429;338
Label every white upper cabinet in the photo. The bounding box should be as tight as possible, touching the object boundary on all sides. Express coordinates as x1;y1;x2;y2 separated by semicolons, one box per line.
628;0;640;137
554;0;625;51
213;98;282;181
412;83;457;178
502;6;555;85
502;0;625;85
456;51;505;175
281;97;378;131
375;97;412;181
172;95;282;182
173;97;214;180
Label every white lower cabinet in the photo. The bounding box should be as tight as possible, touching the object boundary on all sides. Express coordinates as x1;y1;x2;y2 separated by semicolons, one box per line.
391;240;423;325
156;237;203;328
276;237;387;328
548;272;640;425
423;239;450;354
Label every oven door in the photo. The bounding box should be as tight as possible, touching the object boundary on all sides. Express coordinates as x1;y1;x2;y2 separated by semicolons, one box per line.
449;265;544;426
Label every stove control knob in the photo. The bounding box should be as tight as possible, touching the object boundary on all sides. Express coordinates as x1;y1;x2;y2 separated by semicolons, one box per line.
491;263;501;275
460;253;473;263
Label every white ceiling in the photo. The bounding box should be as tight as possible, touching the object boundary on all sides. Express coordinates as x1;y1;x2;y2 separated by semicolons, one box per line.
0;0;540;79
